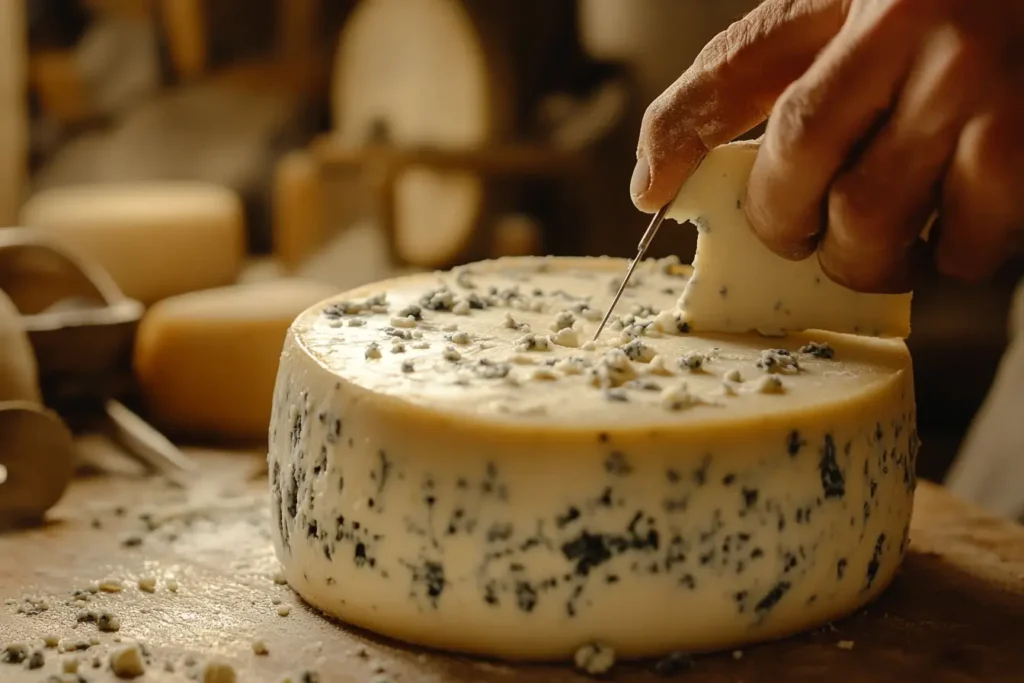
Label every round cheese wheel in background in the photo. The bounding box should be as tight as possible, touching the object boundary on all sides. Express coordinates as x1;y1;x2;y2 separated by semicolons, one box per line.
20;182;246;305
331;0;509;268
269;256;918;661
133;279;338;442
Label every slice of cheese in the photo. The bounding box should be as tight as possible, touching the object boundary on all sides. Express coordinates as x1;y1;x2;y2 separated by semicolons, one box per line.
134;279;338;442
20;182;246;305
668;141;912;338
269;256;919;661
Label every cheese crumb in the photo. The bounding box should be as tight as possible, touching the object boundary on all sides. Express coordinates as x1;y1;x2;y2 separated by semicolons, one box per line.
166;579;179;592
574;642;615;676
388;315;417;329
98;579;123;593
550;327;579;348
679;352;706;371
43;635;60;648
109;643;145;678
364;342;382;360
646;355;674;376
661;383;702;411
442;346;461;362
620;339;655;362
756;375;785;394
529;367;558;381
137;576;157;593
448;331;470;345
251;639;269;655
756;349;799;374
277;604;292;617
513;333;551;352
653;310;690;334
553;357;586;375
202;659;237;683
724;368;742;382
452;300;470;315
97;611;121;632
587;349;637;388
549;311;575;332
62;655;80;673
837;640;855;650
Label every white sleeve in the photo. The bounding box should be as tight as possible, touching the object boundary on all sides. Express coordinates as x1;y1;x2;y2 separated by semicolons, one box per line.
945;277;1024;522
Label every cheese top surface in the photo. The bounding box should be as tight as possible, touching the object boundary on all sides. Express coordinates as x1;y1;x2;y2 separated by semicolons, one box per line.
289;256;909;432
668;141;913;338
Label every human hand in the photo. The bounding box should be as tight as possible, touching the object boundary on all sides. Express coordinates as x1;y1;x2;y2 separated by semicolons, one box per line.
631;0;1024;293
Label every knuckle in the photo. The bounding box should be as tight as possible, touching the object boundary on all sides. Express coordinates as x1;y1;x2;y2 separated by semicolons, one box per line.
827;169;909;248
697;0;797;78
768;81;825;160
818;244;898;293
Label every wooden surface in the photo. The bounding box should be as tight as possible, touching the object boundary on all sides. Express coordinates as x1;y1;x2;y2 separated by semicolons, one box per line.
1;449;1023;683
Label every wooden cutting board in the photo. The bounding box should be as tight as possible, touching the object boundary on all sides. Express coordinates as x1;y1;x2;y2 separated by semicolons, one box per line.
1;447;1022;683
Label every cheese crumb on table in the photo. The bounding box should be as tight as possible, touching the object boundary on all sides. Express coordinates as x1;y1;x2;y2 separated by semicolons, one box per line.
109;643;145;678
202;659;238;683
574;642;615;676
268;255;918;661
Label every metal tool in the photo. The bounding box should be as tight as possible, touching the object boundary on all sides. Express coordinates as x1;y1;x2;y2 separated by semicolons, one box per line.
592;203;670;341
0;228;199;486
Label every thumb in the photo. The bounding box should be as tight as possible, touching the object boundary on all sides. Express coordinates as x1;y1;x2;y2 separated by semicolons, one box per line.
631;0;848;213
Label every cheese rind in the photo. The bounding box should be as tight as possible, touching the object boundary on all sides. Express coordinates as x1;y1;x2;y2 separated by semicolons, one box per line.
268;256;918;661
668;141;913;338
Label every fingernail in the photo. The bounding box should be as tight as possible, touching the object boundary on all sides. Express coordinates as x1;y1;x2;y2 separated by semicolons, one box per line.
630;154;651;200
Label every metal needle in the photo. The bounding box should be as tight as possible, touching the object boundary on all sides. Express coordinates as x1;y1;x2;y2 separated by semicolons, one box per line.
592;203;670;341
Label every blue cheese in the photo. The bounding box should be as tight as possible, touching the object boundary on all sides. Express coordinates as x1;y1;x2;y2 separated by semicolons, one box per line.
270;256;918;663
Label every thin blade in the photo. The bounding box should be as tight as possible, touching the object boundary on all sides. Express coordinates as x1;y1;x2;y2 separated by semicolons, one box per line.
592;204;670;341
592;256;641;341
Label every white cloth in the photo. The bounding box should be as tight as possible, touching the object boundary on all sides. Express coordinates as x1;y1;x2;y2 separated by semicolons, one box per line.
945;278;1024;521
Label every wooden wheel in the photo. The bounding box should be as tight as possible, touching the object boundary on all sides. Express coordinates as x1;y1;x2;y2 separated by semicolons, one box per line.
330;0;513;268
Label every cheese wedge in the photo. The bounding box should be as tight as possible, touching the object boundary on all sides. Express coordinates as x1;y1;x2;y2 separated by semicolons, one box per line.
268;256;918;661
668;141;912;338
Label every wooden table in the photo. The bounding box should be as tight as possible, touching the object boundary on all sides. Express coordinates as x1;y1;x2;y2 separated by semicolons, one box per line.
1;449;1023;683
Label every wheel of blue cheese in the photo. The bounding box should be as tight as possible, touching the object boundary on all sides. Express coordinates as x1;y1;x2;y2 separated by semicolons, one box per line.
268;256;919;661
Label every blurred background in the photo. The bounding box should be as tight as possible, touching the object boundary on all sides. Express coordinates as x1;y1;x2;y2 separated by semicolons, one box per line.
2;0;1021;485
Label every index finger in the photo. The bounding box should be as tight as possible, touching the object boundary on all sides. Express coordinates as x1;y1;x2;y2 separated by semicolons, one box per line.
631;0;847;213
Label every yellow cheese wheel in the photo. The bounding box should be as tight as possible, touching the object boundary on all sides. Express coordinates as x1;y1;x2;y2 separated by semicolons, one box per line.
20;182;246;305
134;279;338;441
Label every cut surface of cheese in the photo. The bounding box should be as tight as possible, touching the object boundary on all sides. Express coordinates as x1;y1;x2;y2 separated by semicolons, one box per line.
668;141;913;338
20;182;245;305
269;256;919;661
134;279;338;442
